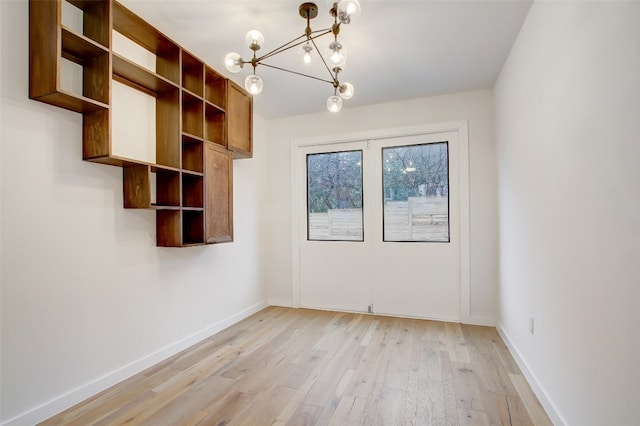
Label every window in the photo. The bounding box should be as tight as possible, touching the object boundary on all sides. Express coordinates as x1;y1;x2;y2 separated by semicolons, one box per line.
307;150;363;241
382;142;449;242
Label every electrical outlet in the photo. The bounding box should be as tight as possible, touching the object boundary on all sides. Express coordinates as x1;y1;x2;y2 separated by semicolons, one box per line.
367;304;373;314
528;316;535;335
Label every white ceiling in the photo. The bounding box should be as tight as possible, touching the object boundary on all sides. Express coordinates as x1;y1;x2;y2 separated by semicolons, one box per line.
118;0;533;119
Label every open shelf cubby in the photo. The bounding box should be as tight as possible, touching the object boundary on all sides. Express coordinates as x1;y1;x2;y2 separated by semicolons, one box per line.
182;210;205;245
182;50;204;97
123;164;180;209
182;90;204;138
182;173;204;208
156;210;181;247
112;53;179;96
182;134;204;173
112;1;180;85
61;27;109;69
64;0;111;48
156;88;181;169
205;66;226;109
205;103;226;147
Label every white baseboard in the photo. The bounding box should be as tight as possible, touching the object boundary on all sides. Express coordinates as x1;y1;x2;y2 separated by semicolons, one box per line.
268;300;493;327
496;323;566;426
2;300;268;426
297;304;462;324
463;314;496;327
268;297;293;308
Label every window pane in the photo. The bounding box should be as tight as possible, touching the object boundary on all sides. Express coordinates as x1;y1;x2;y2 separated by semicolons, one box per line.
382;142;449;242
307;150;363;241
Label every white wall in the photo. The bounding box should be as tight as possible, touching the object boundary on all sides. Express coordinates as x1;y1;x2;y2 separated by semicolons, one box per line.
494;1;640;425
0;2;269;424
266;90;498;324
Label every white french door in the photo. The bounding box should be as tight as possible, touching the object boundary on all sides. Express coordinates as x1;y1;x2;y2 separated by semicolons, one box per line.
299;140;371;313
294;124;468;322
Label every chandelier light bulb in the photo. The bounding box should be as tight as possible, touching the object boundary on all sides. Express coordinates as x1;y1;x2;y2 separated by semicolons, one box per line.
245;30;264;50
327;95;343;112
224;52;244;73
327;41;347;67
338;82;354;99
337;0;361;23
244;74;264;95
342;0;360;16
299;42;316;65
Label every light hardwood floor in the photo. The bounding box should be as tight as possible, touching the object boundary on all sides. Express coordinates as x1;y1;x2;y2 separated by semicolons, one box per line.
40;307;552;425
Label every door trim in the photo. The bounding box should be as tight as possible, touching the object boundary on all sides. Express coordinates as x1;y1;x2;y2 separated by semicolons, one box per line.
290;121;471;323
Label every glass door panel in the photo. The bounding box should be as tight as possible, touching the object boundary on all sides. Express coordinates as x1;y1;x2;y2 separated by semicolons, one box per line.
307;150;363;241
382;142;449;242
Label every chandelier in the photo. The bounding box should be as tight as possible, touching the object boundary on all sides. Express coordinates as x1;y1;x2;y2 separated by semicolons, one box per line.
224;1;361;113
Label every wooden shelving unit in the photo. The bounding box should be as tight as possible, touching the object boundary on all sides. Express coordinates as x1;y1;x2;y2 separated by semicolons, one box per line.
29;0;252;247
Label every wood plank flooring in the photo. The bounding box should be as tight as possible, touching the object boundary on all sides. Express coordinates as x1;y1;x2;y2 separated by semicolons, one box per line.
40;307;552;425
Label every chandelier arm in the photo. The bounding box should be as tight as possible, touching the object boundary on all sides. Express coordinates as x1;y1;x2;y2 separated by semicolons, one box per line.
309;27;333;35
259;62;335;85
258;38;307;62
256;34;307;62
309;36;339;84
257;29;333;62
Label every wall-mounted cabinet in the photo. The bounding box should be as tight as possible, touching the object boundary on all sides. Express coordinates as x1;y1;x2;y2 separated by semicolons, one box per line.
205;143;233;243
29;0;252;247
227;81;253;158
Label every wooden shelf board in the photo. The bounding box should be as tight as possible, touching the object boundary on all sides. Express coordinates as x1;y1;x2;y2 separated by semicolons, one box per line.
113;53;178;96
182;239;205;246
36;90;109;114
113;1;178;56
204;99;225;114
182;170;204;177
151;204;181;210
86;155;181;172
124;205;181;210
150;163;181;173
207;235;233;244
61;26;109;65
66;0;100;11
182;132;204;143
179;243;206;247
181;87;203;102
205;138;226;148
231;150;252;160
182;89;203;107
